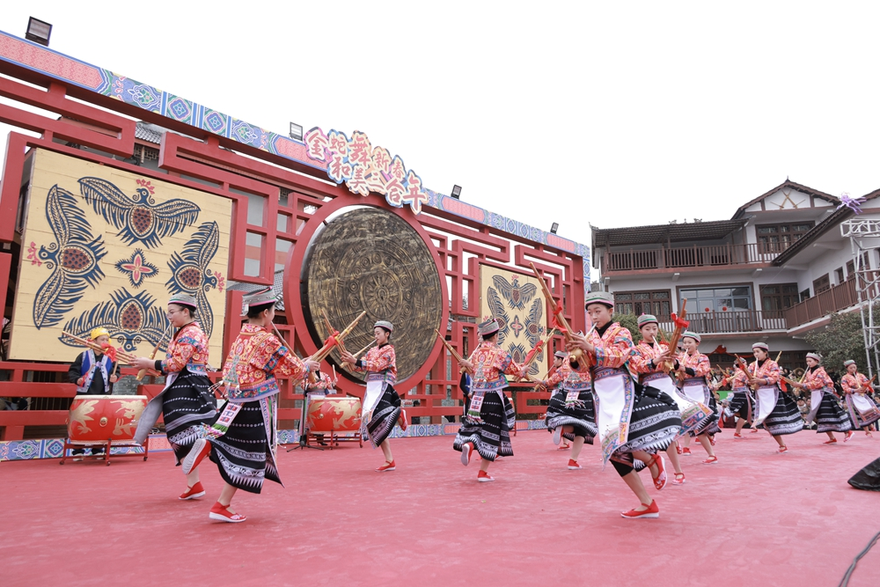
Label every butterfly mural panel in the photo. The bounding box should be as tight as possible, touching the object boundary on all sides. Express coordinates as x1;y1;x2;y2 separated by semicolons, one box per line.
11;149;232;362
479;265;549;379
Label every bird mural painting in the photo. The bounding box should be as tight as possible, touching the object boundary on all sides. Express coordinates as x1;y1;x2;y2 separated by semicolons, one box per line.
33;185;107;329
166;220;221;338
78;176;200;249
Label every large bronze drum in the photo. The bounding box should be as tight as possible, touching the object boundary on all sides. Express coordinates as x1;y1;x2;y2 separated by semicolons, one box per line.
302;207;443;383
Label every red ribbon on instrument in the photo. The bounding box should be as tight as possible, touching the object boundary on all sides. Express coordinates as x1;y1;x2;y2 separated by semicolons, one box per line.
549;303;568;333
100;342;117;362
670;312;690;329
524;339;544;364
322;330;341;348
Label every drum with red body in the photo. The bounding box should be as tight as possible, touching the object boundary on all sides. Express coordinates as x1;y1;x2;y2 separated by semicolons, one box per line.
306;395;362;434
67;395;148;442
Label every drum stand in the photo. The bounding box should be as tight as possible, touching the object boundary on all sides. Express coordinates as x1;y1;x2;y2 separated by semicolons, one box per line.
289;392;325;451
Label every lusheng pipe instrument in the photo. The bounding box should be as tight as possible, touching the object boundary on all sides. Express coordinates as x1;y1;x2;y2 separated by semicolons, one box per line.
529;262;588;366
312;311;367;367
61;331;136;363
434;329;468;373
136;323;171;381
352;340;376;360
321;310;350;357
517;328;559;383
661;299;689;374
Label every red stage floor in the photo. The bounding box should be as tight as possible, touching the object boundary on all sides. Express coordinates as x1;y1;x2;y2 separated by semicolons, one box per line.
2;429;879;586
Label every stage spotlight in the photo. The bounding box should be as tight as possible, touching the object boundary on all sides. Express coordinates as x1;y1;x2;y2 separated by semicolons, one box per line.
289;122;303;141
26;17;52;47
550;222;559;234
451;185;462;199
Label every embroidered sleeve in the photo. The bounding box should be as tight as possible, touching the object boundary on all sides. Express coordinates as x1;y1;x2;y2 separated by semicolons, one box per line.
162;337;197;373
629;343;656;373
592;325;633;368
355;345;395;373
732;371;749;389
693;354;711;377
763;361;781;385
544;366;566;388
270;346;308;382
803;368;830;390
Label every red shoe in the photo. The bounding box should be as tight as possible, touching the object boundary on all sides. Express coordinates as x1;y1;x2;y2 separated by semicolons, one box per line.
703;455;718;464
376;460;396;472
477;470;494;483
823;438;838;445
182;438;211;475
682;447;692;455
567;459;581;470
558;444;571;450
209;501;247;523
398;409;408;431
845;430;854;442
646;454;667;490
750;428;759;434
673;472;686;485
709;435;716;446
461;442;473;466
733;433;743;439
777;445;788;453
552;427;562;446
621;500;659;519
675;442;682;454
179;481;205;500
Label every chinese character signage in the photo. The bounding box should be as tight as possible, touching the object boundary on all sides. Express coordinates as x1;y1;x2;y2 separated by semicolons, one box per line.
305;128;429;215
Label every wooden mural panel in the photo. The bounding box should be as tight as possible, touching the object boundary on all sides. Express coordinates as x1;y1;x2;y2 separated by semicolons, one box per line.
11;149;232;362
303;207;443;382
479;264;550;379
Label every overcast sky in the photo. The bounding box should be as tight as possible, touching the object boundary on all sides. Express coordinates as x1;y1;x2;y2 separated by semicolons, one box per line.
2;1;879;247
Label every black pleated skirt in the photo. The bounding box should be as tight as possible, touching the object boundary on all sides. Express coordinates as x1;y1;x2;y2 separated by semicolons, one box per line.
207;399;280;494
365;384;401;448
763;391;804;436
814;393;853;433
545;389;597;443
454;390;514;462
161;370;217;464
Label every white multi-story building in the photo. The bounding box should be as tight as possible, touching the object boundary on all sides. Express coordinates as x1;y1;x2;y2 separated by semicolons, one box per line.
591;180;880;372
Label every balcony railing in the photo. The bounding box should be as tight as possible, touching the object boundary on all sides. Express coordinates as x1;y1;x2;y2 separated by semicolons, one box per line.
783;277;871;328
603;243;783;273
654;309;787;335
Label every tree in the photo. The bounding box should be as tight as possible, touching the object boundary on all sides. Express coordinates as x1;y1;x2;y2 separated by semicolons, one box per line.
804;307;876;375
613;312;641;343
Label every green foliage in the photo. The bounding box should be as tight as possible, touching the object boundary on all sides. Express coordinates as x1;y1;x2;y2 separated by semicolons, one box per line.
804;308;873;375
613;313;641;343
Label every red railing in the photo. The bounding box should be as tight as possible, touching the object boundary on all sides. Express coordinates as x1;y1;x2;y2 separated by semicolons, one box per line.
653;309;787;335
784;277;868;328
603;243;784;272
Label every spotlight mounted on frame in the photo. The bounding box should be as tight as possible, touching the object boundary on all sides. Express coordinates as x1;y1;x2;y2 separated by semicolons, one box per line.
451;185;462;200
550;222;559;234
26;17;52;47
289;122;303;142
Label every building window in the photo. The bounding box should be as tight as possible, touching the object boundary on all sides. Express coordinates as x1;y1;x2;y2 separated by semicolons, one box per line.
680;286;752;313
812;274;830;294
613;290;671;317
756;222;813;254
800;288;811;302
760;283;799;317
835;267;845;285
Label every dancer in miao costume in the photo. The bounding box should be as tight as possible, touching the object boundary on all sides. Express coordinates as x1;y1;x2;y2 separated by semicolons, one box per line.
132;294;217;500
453;318;525;482
340;320;406;472
630;315;702;484
567;292;681;519
675;332;719;463
181;290;319;522
724;364;753;438
840;360;880;437
748;342;802;452
787;353;852;444
541;350;597;470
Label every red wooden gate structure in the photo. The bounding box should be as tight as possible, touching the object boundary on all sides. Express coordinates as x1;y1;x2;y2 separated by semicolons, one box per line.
0;30;589;445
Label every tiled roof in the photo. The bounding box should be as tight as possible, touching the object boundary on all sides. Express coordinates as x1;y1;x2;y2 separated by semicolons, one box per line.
134;121;164;144
591;218;747;248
